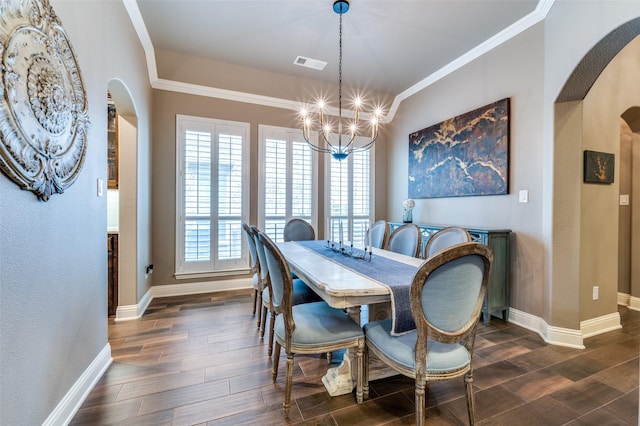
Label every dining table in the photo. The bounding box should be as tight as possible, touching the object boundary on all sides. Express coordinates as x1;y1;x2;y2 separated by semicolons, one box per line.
277;240;424;396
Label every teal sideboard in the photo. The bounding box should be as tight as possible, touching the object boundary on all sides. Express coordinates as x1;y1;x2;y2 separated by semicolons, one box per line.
389;222;511;326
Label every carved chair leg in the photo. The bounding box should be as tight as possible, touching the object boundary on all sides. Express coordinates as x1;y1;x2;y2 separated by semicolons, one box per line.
355;340;364;403
272;342;281;382
283;352;294;417
415;378;426;426
465;373;476;425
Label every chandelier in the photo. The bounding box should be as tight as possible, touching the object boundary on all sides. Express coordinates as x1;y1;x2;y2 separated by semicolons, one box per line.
300;0;383;161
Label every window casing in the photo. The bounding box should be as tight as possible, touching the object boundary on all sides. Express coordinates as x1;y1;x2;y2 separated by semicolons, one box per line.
176;115;250;277
325;137;374;245
258;125;318;242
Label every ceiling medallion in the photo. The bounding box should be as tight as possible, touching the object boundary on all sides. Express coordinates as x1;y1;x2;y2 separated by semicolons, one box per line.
0;0;90;201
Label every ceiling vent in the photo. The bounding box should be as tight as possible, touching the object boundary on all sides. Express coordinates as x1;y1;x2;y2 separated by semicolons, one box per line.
294;56;327;71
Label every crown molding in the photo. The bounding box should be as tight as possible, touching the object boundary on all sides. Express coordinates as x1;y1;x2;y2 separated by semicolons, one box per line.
123;0;555;122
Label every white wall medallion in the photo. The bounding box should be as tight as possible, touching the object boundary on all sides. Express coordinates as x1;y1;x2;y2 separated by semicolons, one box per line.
0;0;90;201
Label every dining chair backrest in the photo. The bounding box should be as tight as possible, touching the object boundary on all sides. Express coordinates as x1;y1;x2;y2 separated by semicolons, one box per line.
366;220;389;249
387;223;421;258
423;226;472;259
411;242;492;344
258;232;291;316
283;218;315;242
252;226;269;283
242;223;259;274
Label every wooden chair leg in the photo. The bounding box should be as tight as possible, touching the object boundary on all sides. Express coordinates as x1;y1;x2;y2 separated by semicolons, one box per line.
355;340;364;403
251;288;258;316
260;305;268;336
283;352;294;417
363;345;369;398
267;312;276;357
465;373;476;425
272;342;281;382
257;288;262;317
415;378;426;426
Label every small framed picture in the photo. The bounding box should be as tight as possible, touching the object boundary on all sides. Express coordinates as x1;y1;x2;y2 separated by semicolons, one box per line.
107;99;118;189
583;150;614;184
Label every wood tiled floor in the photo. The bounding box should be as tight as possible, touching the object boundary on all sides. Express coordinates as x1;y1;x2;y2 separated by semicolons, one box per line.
71;290;639;425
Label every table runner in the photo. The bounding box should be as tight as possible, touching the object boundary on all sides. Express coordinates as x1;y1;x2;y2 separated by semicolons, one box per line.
296;240;419;335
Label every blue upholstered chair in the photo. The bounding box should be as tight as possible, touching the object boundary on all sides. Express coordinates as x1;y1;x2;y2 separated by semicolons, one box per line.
258;231;365;417
363;242;493;426
365;220;389;249
387;223;421;257
242;223;261;318
283;218;315;242
423;226;472;259
252;227;321;357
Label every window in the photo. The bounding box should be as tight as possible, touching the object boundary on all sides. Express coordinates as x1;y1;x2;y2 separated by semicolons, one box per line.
326;138;374;246
176;115;250;276
258;125;317;242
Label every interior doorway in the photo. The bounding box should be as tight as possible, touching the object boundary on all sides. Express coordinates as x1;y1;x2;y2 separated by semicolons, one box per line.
106;78;140;321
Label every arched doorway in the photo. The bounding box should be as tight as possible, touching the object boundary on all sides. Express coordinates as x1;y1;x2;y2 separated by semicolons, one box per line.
107;79;139;320
619;108;640;307
553;20;640;337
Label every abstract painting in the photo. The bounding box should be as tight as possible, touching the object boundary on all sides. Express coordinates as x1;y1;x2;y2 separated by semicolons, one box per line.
408;98;509;198
583;150;614;184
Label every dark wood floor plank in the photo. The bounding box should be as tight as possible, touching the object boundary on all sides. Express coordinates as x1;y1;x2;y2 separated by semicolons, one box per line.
172;389;264;425
500;368;573;401
138;378;230;416
115;368;205;401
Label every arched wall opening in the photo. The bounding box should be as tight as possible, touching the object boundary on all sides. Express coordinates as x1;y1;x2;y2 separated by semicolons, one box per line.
553;21;640;337
107;79;140;318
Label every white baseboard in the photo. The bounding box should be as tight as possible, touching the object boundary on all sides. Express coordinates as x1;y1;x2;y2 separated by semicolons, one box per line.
618;292;630;306
580;312;621;338
508;308;585;349
508;307;622;349
616;292;640;311
43;344;112;426
628;296;640;311
151;277;252;298
114;288;152;322
114;278;252;321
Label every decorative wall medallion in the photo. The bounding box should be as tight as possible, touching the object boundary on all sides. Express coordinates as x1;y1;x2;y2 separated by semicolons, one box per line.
0;0;90;201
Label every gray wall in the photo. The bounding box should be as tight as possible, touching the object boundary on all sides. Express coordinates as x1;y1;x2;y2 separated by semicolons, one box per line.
388;24;547;319
387;1;640;330
0;1;152;424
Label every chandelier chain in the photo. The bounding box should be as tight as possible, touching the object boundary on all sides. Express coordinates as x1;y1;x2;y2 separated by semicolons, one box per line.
338;9;343;136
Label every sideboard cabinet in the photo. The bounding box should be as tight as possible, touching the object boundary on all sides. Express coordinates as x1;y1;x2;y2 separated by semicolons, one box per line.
389;222;511;325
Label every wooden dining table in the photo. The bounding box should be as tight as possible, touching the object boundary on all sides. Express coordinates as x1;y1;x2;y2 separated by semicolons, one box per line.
278;240;424;396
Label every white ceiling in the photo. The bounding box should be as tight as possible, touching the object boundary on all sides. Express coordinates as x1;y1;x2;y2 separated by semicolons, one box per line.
135;0;541;97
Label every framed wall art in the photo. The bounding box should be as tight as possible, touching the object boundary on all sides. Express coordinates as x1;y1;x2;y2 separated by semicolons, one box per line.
107;98;118;189
0;0;90;201
583;150;614;184
408;98;509;198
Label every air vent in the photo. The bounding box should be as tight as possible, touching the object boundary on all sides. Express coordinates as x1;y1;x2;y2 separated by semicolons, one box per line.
294;56;327;71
